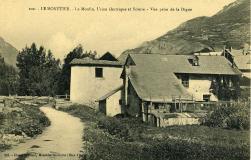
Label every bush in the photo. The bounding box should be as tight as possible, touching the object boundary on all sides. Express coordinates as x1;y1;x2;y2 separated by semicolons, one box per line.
204;102;250;130
62;104;250;160
143;139;249;160
0;144;10;152
60;104;100;122
1;104;50;137
97;117;129;139
0;112;4;125
240;88;251;101
226;111;250;130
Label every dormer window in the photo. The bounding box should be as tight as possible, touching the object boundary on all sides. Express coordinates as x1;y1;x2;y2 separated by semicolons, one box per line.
188;56;199;66
193;58;199;66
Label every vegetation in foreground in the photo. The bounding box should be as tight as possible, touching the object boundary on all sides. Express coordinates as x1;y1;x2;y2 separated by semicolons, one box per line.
61;104;250;160
204;102;250;130
0;104;50;151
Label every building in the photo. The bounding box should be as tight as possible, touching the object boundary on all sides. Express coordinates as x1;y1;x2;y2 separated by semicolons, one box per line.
224;49;251;79
70;53;123;109
70;52;242;125
121;54;241;126
97;85;123;117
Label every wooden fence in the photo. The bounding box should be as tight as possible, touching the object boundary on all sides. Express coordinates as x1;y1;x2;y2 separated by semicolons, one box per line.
55;94;70;100
146;99;250;115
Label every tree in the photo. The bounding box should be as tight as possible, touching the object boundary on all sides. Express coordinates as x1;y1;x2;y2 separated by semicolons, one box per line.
210;76;240;101
58;44;97;94
0;55;18;95
16;43;61;96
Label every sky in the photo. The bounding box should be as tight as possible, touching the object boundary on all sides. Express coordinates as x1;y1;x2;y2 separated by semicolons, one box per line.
0;0;236;60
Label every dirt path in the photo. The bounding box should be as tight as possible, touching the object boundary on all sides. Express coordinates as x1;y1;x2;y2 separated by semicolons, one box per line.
0;105;84;160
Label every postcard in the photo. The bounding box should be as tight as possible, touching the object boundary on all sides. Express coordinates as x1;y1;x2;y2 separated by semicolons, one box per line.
0;0;250;159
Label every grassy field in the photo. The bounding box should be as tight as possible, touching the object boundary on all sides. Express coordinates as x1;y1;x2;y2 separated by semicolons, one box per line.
61;104;250;160
0;103;50;151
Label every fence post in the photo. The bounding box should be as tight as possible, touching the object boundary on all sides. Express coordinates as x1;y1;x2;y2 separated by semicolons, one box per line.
179;96;182;113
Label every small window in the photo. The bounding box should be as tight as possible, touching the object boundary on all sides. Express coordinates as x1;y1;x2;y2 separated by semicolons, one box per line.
181;74;189;88
95;68;103;78
188;56;199;66
119;99;122;105
193;60;199;66
182;80;189;88
154;103;159;109
203;94;211;102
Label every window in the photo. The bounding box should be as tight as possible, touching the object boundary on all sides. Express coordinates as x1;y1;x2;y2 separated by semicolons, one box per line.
203;94;211;102
95;68;103;78
154;103;159;109
182;80;189;87
119;99;122;105
188;56;199;66
193;59;199;66
181;74;189;87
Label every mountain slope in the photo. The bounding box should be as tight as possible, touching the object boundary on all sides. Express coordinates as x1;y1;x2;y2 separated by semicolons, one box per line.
0;37;18;66
119;0;250;62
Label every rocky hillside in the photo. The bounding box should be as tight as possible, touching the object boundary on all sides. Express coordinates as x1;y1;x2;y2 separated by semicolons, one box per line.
119;0;250;62
0;37;18;66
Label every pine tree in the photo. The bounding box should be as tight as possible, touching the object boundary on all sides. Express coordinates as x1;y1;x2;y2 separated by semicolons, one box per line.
0;57;18;95
16;43;61;96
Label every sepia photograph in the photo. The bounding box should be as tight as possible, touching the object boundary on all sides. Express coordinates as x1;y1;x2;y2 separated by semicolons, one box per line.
0;0;250;159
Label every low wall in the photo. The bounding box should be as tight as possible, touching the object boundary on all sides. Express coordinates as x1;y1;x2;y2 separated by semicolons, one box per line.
159;117;200;127
0;96;53;109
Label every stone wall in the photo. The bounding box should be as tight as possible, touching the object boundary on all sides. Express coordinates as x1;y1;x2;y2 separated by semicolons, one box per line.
159;117;200;127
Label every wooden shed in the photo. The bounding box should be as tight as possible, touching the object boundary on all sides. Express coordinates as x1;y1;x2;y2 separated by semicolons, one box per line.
97;85;123;117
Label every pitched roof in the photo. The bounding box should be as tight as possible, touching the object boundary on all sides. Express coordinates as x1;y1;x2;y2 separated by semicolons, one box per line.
228;49;249;56
99;52;118;61
97;85;123;101
129;69;192;102
128;54;241;75
70;57;123;67
234;56;251;70
227;49;251;70
125;54;241;102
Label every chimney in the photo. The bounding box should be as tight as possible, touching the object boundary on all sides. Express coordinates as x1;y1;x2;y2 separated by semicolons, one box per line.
223;45;226;57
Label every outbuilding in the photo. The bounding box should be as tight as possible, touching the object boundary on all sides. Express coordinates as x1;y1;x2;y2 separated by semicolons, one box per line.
70;52;123;106
97;85;123;117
